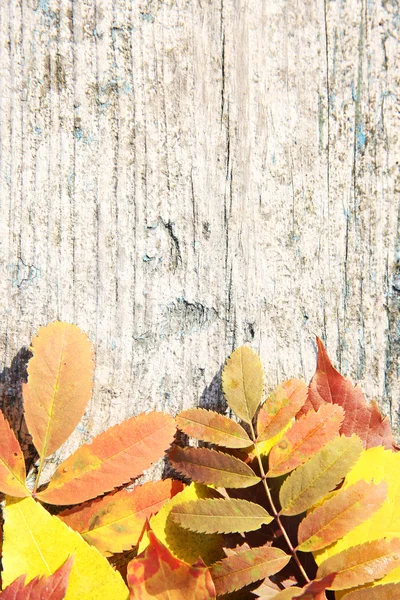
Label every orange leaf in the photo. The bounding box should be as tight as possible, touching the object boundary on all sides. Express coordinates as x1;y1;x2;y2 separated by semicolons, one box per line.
257;379;307;443
0;556;73;599
23;322;94;458
301;338;393;449
176;408;252;448
37;411;176;505
297;480;387;552
59;479;183;556
127;528;216;599
342;582;400;599
169;446;261;488
268;404;344;477
0;411;29;497
271;575;335;599
316;538;400;590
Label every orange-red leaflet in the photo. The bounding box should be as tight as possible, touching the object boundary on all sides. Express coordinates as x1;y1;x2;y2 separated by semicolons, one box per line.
301;337;393;450
0;410;29;498
37;411;176;505
257;379;307;443
297;480;387;552
210;545;290;595
59;479;184;556
127;528;216;600
272;574;336;599
342;582;400;599
316;538;400;590
169;446;260;489
268;404;344;477
0;556;73;600
176;408;252;448
23;321;94;459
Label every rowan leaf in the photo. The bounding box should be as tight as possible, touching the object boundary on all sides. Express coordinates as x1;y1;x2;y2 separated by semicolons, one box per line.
297;480;387;552
176;408;252;448
302;338;393;449
315;447;400;588
257;379;307;443
279;435;363;516
59;479;183;556
139;482;224;565
37;411;176;505
169;446;261;488
0;557;73;600
271;588;303;599
23;321;94;458
316;538;400;590
222;346;264;423
268;404;344;477
0;410;29;497
2;496;129;599
341;583;400;599
127;528;216;599
273;575;337;599
170;497;272;533
210;546;290;595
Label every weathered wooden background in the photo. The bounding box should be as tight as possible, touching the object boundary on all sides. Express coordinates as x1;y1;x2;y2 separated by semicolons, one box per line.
0;0;399;475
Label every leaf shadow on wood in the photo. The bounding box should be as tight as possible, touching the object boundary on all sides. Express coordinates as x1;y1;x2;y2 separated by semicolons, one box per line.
0;347;37;473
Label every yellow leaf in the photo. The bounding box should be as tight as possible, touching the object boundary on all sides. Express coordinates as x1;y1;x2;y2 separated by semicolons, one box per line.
314;447;400;595
2;496;129;600
222;346;264;424
138;482;224;565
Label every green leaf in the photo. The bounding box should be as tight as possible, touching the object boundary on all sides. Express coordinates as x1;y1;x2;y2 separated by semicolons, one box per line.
279;435;363;516
169;446;261;488
170;498;272;534
222;346;264;423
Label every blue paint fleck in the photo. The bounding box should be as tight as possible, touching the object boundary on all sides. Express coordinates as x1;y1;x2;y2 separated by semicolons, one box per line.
38;0;50;13
143;253;154;262
271;153;276;165
141;12;154;22
74;127;83;140
356;123;366;152
351;82;357;102
111;340;116;350
35;126;42;135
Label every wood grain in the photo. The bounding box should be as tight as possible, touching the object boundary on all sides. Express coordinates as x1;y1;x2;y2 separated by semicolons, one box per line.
0;0;399;480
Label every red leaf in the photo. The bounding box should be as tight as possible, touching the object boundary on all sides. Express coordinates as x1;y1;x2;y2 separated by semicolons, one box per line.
37;411;176;505
0;556;73;599
127;527;216;599
0;411;29;498
301;338;393;449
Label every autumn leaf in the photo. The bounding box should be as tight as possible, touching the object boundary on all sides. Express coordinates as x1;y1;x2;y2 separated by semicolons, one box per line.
279;435;363;516
169;446;261;488
272;575;336;599
341;583;400;599
268;404;344;477
59;479;183;556
297;480;387;552
222;346;264;423
210;546;290;595
271;588;304;599
170;497;272;534
23;321;94;459
127;528;216;599
302;338;393;449
257;379;307;443
316;539;400;590
37;411;176;505
2;496;128;599
0;410;29;497
176;408;252;448
0;557;73;600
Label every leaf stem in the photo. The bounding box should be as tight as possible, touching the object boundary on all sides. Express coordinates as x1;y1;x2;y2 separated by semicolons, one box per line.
249;422;310;583
33;457;45;495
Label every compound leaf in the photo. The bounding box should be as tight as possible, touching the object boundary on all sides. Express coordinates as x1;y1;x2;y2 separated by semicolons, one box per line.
210;546;290;595
59;479;183;556
317;538;400;590
169;446;261;488
37;411;176;505
23;321;94;458
257;379;307;443
342;583;400;599
222;346;264;423
0;410;29;498
2;496;128;600
297;480;387;552
176;408;252;448
279;435;363;516
268;404;344;477
127;528;216;599
0;557;73;600
302;338;393;449
170;498;272;534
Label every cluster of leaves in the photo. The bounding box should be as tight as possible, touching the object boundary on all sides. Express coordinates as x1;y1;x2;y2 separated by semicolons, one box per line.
0;322;400;599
